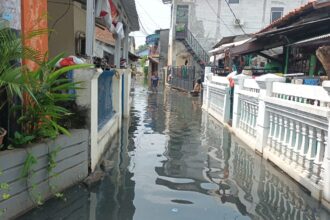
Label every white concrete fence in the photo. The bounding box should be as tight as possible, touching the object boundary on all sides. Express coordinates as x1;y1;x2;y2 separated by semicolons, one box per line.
73;68;132;172
202;68;330;209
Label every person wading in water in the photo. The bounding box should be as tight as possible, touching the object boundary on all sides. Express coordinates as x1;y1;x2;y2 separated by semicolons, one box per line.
151;72;159;93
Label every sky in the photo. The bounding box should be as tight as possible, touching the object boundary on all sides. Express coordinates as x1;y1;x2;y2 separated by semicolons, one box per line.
130;0;171;47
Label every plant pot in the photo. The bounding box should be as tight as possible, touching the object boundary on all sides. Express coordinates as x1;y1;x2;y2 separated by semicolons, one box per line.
0;127;7;145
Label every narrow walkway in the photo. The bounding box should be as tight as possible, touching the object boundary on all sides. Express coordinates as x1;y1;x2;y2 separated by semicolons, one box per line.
19;81;330;220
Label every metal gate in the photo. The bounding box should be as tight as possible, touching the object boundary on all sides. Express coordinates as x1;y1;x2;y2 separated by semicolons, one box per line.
169;66;196;92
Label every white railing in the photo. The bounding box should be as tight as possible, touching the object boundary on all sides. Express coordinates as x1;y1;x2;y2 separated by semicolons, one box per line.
204;75;231;124
264;82;330;189
238;100;258;137
272;82;330;107
236;78;260;138
203;72;330;207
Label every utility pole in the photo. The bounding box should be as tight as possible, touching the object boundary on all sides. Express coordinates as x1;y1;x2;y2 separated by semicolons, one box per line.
216;0;221;38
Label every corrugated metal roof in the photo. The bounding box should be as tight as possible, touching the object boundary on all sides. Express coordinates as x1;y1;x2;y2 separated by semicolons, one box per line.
291;33;330;45
121;0;140;31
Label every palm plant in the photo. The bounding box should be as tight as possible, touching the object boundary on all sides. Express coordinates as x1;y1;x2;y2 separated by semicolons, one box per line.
0;28;24;145
0;27;93;147
16;54;92;141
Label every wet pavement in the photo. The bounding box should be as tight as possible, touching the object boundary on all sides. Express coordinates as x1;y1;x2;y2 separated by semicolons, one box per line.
19;81;330;220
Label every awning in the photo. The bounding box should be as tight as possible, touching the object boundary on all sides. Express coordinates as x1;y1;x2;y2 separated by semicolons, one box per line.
129;52;140;61
289;33;330;47
209;38;251;55
121;0;140;31
210;53;225;62
148;56;159;64
212;35;249;49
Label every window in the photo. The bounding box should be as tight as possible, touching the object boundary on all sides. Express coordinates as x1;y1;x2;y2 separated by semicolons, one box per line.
271;7;284;23
228;0;239;3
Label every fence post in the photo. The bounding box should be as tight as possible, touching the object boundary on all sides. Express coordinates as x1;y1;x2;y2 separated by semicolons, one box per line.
202;67;212;110
113;70;123;128
255;74;285;154
232;74;251;129
123;69;132;118
322;81;330;207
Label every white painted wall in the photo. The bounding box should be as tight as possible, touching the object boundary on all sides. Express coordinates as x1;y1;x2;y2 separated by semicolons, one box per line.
171;0;308;53
94;40;115;59
73;68;129;172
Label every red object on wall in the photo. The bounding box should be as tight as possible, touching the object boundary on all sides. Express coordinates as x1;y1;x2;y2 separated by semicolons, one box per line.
109;0;119;24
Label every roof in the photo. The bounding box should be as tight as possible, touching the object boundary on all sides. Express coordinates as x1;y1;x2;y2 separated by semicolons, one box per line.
230;1;330;56
129;52;140;61
148;56;159;64
230;17;330;55
209;38;251;54
290;33;330;46
121;0;140;31
212;35;248;49
95;26;116;46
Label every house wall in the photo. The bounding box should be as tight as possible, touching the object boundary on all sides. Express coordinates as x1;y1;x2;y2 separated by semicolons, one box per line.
159;29;170;71
47;0;75;58
73;68;130;172
217;0;309;38
48;1;86;59
94;40;115;58
169;0;308;67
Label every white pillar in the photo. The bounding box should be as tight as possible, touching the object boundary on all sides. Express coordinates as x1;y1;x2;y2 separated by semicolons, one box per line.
113;70;123;128
322;81;330;205
202;67;212;110
256;74;285;154
115;37;122;68
232;74;251;129
123;29;129;61
86;0;95;57
90;70;102;172
123;70;132;118
223;87;231;124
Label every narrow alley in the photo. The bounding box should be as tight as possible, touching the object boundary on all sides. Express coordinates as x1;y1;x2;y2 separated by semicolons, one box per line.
19;80;330;220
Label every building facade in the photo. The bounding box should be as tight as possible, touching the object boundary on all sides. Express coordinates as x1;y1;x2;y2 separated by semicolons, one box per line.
166;0;308;69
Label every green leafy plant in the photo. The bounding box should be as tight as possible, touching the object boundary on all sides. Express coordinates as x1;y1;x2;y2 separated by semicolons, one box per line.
0;28;24;103
21;153;38;179
15;54;92;141
20;153;44;205
47;146;65;200
9;132;36;148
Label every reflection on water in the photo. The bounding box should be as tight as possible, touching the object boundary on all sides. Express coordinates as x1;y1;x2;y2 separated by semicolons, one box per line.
19;82;330;220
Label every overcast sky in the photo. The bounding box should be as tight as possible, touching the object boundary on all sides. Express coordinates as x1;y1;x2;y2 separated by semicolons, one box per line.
130;0;171;47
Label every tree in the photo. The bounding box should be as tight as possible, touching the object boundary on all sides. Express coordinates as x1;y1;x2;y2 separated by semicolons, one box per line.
137;44;148;52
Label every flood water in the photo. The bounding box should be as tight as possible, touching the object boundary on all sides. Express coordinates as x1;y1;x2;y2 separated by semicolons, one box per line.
19;81;330;220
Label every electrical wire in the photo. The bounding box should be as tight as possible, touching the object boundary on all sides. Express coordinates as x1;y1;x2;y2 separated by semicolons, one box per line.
48;0;72;40
224;0;248;35
136;1;162;29
138;18;151;35
205;0;235;36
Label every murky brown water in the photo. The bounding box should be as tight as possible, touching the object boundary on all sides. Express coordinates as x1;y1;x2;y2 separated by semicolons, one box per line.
19;80;330;220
